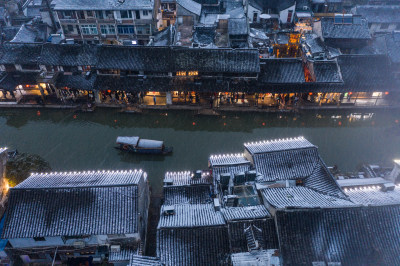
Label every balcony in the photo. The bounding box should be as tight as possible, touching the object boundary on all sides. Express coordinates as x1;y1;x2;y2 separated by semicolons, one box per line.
162;11;176;20
59;18;77;23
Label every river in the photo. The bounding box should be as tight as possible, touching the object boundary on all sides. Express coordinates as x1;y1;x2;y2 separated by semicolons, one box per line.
1;108;399;195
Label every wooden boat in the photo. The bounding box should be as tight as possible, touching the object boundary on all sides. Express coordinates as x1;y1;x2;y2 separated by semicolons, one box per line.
116;136;173;155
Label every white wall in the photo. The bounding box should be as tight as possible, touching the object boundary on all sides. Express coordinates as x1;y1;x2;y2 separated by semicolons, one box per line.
247;4;261;23
279;4;296;24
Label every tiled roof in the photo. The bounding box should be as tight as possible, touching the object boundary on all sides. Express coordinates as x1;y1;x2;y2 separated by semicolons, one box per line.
259;59;305;84
173;48;260;73
157;226;230;265
55;72;97;90
221;205;270;221
158;204;225;228
353;5;400;24
344;185;400;206
228;219;279;253
96;46;171;72
313;61;343;83
321;17;371;40
303;160;345;197
10;23;47;43
231;250;275;265
177;0;202;16
251;146;319;181
338;54;396;91
52;0;153;10
3;185;139;238
0;43;42;65
16;170;144;189
39;44;98;66
212;164;251;183
209;154;249;166
260;187;354;209
164;186;212;205
244;137;315;154
129;255;163;266
0;72;38;91
275;206;400;265
164;171;212;186
109;247;140;262
228;18;248;35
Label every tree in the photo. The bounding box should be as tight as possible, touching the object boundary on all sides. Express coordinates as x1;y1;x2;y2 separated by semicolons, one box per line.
6;153;51;187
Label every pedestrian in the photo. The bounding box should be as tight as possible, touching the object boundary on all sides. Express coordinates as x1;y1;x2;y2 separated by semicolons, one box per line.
153;95;156;105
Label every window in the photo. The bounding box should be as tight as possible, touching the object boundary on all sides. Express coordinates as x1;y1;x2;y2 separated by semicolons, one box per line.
81;24;98;35
253;12;258;23
67;25;74;32
143;10;149;16
100;24;116;34
63;11;72;18
287;10;293;23
77;11;85;19
33;237;46;241
120;10;133;19
105;10;113;19
380;23;389;30
96;10;104;19
117;25;134;34
86;11;95;18
135;10;140;19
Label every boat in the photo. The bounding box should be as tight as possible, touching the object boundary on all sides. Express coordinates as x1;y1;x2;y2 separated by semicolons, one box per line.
116;136;173;155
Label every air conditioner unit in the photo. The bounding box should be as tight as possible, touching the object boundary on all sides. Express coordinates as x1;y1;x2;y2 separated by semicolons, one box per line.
73;241;85;249
94;37;99;40
110;245;121;253
101;34;106;38
303;6;309;11
116;19;122;23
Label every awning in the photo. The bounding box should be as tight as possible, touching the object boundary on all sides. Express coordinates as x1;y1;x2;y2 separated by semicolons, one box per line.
137;139;163;149
116;136;139;146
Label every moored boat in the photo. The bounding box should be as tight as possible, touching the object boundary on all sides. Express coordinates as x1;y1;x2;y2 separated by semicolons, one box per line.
116;136;173;155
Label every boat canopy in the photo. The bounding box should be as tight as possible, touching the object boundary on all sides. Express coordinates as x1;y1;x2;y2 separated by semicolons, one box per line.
137;139;164;149
116;136;140;146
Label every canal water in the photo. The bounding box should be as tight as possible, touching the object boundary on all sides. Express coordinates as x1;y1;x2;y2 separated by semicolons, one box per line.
1;108;400;195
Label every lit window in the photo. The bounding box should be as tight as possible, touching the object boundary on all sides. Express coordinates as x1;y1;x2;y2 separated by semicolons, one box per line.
176;71;186;76
188;71;198;76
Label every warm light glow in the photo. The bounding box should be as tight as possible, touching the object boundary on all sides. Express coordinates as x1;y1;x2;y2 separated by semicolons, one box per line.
176;71;186;76
188;71;198;76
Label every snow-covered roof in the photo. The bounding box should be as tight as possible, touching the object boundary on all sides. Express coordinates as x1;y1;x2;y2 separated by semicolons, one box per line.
209;153;249;166
129;255;162;266
244;136;316;155
158;203;225;228
164;171;212;186
231;250;276;265
157;226;230;265
337;177;392;188
16;169;144;189
344;185;400;206
261;187;354;209
177;0;201;16
275;206;400;265
116;136;139;146
221;205;270;221
164;185;212;205
3;183;140;238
